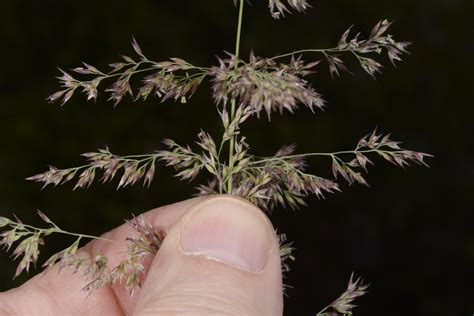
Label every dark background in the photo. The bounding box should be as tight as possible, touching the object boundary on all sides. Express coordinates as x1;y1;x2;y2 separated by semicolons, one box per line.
1;0;473;315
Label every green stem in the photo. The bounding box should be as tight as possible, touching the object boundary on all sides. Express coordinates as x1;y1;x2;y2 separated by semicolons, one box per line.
18;223;115;243
270;47;351;60
226;0;245;194
248;148;394;166
316;304;331;315
234;0;244;59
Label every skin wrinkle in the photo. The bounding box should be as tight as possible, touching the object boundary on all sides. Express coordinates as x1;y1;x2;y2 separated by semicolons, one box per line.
139;305;236;316
139;286;257;315
141;284;254;315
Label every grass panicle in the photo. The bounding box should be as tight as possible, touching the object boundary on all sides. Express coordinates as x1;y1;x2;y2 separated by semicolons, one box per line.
3;1;430;311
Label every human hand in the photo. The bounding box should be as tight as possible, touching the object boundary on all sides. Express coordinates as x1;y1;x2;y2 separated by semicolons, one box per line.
0;196;284;315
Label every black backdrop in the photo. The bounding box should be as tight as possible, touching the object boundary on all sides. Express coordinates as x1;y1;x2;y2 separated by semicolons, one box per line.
1;0;473;315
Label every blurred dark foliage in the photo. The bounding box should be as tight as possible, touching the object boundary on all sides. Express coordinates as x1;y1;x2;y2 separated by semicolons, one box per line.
0;0;473;315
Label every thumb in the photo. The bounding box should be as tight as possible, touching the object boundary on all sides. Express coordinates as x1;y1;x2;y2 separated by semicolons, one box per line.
134;196;284;315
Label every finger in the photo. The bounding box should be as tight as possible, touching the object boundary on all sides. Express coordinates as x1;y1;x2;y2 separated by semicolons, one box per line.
134;196;283;315
0;197;205;315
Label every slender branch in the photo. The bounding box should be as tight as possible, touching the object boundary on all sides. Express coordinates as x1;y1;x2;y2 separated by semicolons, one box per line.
248;149;382;166
227;0;245;194
316;304;331;316
271;47;350;60
29;225;115;243
3;219;116;243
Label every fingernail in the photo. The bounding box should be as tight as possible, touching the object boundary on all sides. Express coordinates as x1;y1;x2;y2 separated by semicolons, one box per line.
180;197;273;272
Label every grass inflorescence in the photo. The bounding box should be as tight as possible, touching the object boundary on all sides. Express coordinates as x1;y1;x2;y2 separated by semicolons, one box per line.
2;1;431;312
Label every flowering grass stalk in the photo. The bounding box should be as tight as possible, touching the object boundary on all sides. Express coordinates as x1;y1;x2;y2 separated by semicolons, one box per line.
2;0;431;312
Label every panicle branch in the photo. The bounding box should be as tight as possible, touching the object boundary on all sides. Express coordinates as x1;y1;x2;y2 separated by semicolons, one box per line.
26;148;160;189
48;39;208;106
316;272;369;315
329;130;431;186
0;211;108;278
0;212;165;295
272;20;410;78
